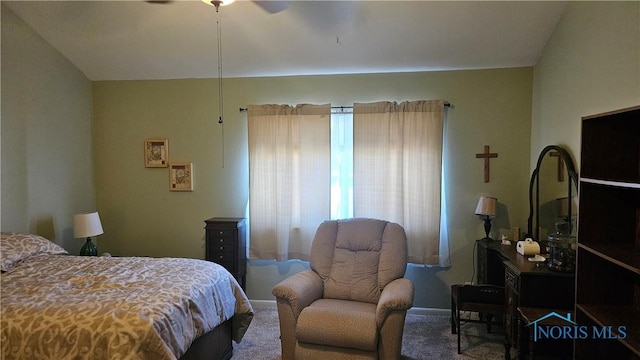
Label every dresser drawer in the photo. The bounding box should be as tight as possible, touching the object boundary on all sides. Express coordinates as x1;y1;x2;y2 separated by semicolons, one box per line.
505;267;519;291
208;231;235;245
209;243;235;253
204;217;247;290
209;246;233;257
213;258;234;269
477;245;487;283
209;228;235;237
504;284;519;343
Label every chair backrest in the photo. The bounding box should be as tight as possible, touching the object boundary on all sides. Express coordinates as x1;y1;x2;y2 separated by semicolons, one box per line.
309;218;408;304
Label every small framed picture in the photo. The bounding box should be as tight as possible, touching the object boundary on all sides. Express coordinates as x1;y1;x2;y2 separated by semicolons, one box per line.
170;163;194;191
144;139;169;167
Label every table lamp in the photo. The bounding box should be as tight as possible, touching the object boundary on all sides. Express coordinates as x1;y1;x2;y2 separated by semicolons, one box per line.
475;196;497;240
73;212;103;256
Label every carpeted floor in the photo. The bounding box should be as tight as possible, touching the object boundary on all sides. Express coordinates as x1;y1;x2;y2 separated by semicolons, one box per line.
232;303;512;360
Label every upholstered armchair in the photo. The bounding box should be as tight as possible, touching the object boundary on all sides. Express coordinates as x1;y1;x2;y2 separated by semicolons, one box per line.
272;218;414;360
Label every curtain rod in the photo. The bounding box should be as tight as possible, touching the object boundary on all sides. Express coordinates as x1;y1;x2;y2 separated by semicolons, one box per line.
238;101;450;112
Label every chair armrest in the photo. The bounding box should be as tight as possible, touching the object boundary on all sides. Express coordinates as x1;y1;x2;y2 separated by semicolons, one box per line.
376;278;414;326
272;270;323;319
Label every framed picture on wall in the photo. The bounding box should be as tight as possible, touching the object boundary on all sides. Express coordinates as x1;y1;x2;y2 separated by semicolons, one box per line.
144;139;169;167
169;163;194;191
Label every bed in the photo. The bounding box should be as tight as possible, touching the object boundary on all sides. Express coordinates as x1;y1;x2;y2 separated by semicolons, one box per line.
0;232;254;360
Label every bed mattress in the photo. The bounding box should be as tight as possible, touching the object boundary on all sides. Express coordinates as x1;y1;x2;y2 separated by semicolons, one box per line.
1;247;253;360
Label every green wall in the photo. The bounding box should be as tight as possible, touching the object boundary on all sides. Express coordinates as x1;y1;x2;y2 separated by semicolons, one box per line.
1;5;94;252
93;69;534;308
531;1;640;167
5;1;638;310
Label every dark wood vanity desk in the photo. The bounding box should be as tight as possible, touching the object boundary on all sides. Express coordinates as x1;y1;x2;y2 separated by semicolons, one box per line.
476;239;574;359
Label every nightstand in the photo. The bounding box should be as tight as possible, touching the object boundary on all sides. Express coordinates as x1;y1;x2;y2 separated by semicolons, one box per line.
204;217;247;290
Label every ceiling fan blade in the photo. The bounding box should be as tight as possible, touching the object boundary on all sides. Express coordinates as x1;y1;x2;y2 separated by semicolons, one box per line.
252;1;288;14
145;1;174;4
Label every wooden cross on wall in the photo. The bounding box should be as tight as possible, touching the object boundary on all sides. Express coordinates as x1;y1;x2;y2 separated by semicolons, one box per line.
476;145;498;183
549;151;565;181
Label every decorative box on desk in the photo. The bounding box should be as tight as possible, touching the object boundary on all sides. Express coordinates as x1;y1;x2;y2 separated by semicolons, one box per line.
204;217;247;290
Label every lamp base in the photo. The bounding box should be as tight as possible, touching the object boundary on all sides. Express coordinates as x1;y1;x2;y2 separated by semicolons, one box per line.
80;237;98;256
483;216;493;241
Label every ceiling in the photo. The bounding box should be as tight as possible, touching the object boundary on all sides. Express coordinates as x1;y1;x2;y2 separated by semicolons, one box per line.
4;1;568;81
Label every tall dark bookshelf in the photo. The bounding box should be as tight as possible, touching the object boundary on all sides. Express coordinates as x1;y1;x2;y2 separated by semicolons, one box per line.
575;105;640;359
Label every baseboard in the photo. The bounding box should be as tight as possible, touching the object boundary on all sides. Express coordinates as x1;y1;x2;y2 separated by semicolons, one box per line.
249;299;450;317
249;299;277;308
407;307;450;316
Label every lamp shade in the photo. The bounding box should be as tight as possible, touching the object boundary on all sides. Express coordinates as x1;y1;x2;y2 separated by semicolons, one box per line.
73;212;104;238
475;196;497;217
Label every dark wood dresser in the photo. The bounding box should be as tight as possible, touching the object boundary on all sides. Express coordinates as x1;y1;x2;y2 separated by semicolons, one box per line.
477;239;575;359
204;217;247;290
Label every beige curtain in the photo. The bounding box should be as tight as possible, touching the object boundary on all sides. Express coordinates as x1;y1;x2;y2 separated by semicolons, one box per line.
353;100;445;265
247;104;331;261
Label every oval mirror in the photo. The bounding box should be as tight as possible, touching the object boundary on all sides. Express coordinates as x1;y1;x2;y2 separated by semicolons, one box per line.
526;145;579;243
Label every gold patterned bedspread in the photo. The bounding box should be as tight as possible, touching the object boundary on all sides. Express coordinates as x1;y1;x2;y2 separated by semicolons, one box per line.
0;255;253;360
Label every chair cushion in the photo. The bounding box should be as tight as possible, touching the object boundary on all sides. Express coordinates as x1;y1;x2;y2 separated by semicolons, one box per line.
451;284;504;305
315;219;388;303
296;299;378;351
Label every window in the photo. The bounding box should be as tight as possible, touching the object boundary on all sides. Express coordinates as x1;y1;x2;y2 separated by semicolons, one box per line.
248;101;448;266
330;108;354;220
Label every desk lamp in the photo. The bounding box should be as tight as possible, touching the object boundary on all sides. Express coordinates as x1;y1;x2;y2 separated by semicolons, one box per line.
475;196;497;240
74;212;103;256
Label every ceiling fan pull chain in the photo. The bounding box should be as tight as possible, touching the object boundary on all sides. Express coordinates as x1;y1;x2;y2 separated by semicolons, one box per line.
216;8;225;168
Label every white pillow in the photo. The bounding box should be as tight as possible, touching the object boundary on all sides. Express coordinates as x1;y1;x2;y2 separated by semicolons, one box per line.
0;232;68;272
